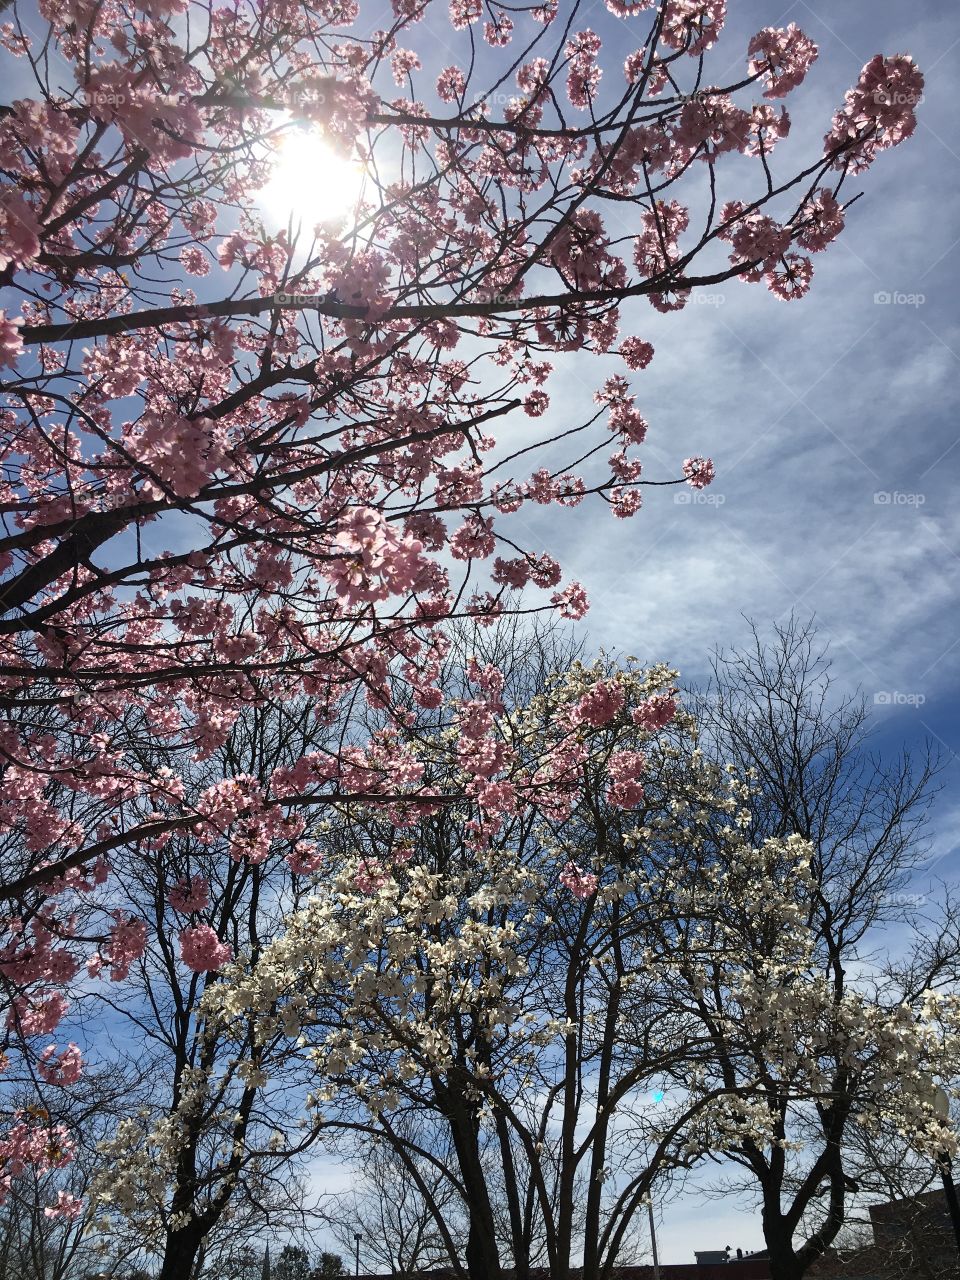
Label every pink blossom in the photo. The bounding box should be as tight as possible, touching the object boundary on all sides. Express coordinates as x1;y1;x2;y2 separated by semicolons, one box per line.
606;750;647;808
449;0;481;29
484;16;512;46
493;557;530;590
661;0;726;55
103;915;146;981
437;66;466;102
44;1191;83;1220
633;693;678;732
354;858;389;894
825;55;924;173
552;582;590;620
524;390;549;417
682;457;715;489
796;189;845;252
391;48;421;85
573;681;625;727
559;861;598;900
449;515;496;561
610;487;643;519
0;192;40;271
37;1042;83;1086
287;842;325;875
179;924;233;973
166;875;210;914
7;993;69;1037
767;253;814;301
619;337;654;370
0;312;23;369
748;25;818;99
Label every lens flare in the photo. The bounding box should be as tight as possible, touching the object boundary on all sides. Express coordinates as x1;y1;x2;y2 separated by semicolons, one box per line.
260;130;364;227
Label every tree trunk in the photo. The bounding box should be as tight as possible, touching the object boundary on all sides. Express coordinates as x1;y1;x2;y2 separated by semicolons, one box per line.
157;1225;206;1280
441;1085;502;1280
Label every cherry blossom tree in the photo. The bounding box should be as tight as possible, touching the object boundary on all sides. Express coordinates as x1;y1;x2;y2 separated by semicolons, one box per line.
0;0;925;1210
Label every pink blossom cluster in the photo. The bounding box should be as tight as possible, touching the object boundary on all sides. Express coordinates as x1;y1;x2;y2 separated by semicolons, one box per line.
660;0;726;55
551;582;590;620
37;1042;83;1086
7;992;69;1037
287;842;325;875
98;914;147;982
559;861;599;900
682;457;716;489
0;192;39;272
572;681;626;727
565;30;602;110
634;202;691;311
179;924;233;973
633;693;678;732
748;25;819;99
327;506;431;607
0;1115;74;1207
825;55;924;174
43;1191;83;1221
166;875;210;914
0;916;80;988
84;65;203;163
354;858;390;894
606;750;646;809
0;311;23;369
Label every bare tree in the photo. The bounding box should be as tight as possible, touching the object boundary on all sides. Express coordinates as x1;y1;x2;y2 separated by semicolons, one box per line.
326;1133;466;1277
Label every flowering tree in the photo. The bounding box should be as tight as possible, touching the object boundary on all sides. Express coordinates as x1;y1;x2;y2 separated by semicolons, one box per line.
620;618;959;1280
0;0;925;1210
79;701;335;1280
199;655;960;1280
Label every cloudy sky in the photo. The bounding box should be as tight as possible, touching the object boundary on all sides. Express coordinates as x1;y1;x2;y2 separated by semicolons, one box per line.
310;0;960;1267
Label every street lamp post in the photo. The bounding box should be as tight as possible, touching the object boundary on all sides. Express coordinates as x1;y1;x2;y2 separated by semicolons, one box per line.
647;1198;661;1280
354;1232;362;1278
932;1085;960;1259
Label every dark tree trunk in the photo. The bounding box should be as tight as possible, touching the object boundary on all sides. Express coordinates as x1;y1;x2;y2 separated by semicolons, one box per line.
157;1225;206;1280
441;1084;502;1280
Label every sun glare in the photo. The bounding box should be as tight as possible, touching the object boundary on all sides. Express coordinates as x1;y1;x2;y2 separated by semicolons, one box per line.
260;129;365;229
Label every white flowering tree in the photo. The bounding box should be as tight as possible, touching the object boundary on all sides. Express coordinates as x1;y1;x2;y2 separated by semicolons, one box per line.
622;619;960;1280
199;650;960;1280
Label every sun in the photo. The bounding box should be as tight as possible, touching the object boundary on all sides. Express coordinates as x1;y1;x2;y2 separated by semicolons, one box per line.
259;129;365;229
